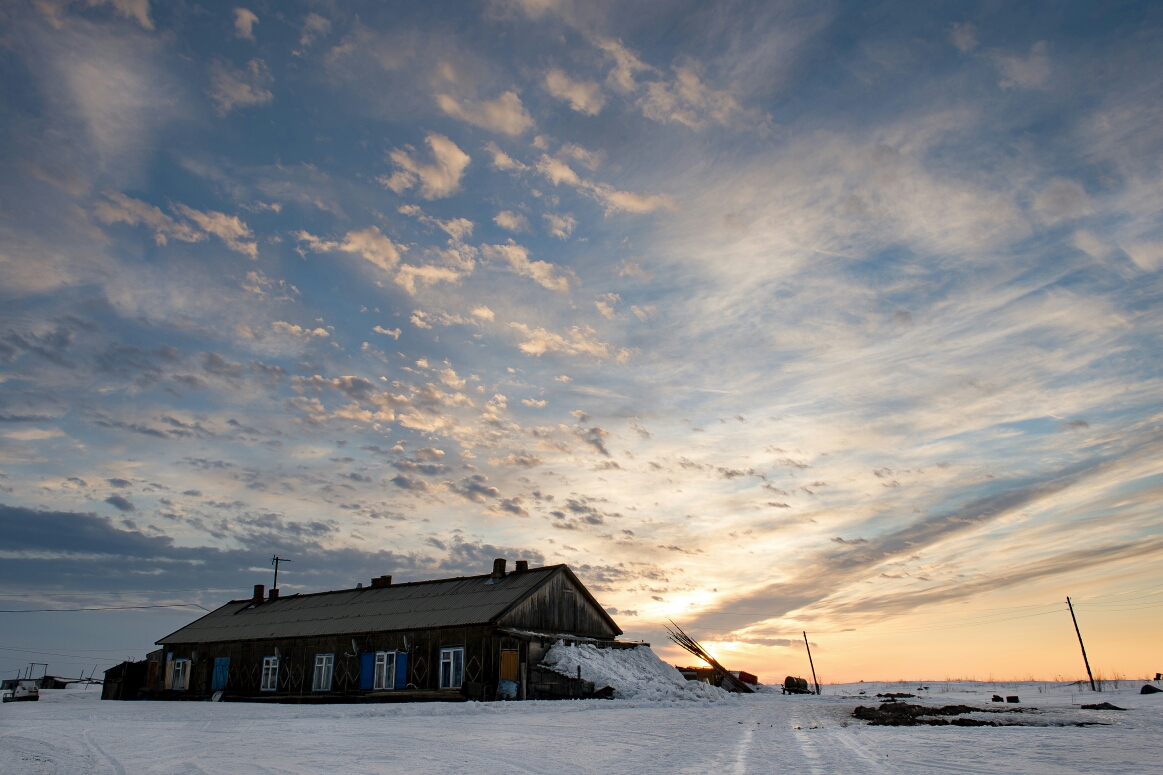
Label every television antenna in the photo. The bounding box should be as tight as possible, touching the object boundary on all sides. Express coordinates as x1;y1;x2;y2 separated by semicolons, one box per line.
271;555;291;590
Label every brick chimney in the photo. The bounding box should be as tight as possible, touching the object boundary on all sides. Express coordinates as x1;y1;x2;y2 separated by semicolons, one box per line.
491;558;507;578
268;588;279;600
253;584;265;604
514;560;529;573
370;575;393;588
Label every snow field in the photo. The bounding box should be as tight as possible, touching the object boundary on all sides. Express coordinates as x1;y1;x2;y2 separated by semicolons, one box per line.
0;680;1159;774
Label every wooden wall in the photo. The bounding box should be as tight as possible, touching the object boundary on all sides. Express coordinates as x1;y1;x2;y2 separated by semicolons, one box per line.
158;626;509;700
499;571;618;639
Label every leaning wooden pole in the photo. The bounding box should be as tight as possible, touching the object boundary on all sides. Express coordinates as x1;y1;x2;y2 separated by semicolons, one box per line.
1066;597;1096;691
803;632;820;695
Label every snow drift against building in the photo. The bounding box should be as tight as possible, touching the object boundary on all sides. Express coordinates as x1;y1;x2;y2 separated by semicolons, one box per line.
540;642;733;704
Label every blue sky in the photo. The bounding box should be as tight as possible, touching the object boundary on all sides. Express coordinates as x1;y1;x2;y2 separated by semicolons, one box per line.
1;0;1161;681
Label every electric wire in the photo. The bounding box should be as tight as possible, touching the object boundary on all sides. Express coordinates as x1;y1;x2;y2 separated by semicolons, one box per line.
0;603;209;613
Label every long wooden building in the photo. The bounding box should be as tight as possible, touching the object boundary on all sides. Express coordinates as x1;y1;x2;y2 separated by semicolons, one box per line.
143;559;628;702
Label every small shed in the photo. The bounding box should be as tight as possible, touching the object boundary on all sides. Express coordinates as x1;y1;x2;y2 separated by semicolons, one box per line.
143;559;624;702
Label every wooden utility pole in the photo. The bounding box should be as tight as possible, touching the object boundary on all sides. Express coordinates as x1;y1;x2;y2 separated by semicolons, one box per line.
1066;597;1096;691
803;631;821;696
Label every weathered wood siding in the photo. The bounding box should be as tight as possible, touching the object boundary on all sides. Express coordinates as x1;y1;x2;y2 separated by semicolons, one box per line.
157;626;504;700
498;571;617;639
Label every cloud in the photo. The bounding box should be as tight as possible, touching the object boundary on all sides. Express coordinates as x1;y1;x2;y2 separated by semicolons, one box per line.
208;58;274;116
494;210;530;232
373;325;402;339
533;156;675;215
482;243;573;292
544;213;576;239
395;265;467;295
295;227;405;273
339;227;403;272
1034;177;1092;223
81;0;154;30
596;38;655;93
631;305;657;321
398;205;474;243
508;323;630;362
104;494;135;512
381;134;471;199
489;452;542;468
483;142;528;171
639;63;766;132
521;398;547;408
299;13;330;47
96;193;256;256
472;306;495;322
435;91;534;136
594;293;620;319
559;143;605;171
505;0;563;19
170;204;257;258
271;321;329;339
448;473;500;503
545;69;605;115
233;8;258;40
994;41;1051;90
617;260;653;281
950;22;978;53
488;497;529;517
95;192;202;246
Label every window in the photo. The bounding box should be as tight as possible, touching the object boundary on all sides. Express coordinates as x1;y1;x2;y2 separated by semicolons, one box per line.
171;659;190;691
261;657;279;692
312;654;334;692
439;647;464;689
374;651;396;690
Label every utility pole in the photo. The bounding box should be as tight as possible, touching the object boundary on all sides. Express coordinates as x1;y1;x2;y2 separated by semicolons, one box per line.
803;631;821;696
271;555;291;590
1066;597;1096;691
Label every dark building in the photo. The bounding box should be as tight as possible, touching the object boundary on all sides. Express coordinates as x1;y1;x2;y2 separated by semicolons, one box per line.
143;559;627;702
102;659;150;700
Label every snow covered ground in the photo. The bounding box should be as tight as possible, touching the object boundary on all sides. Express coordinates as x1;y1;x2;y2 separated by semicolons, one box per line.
2;679;1160;774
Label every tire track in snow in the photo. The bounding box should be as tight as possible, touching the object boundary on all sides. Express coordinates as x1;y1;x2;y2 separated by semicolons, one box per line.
82;729;125;775
732;725;754;775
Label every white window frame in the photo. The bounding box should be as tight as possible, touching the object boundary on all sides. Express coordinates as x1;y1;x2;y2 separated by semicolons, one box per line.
439;647;464;689
373;651;396;690
312;653;334;692
171;658;190;691
261;657;279;692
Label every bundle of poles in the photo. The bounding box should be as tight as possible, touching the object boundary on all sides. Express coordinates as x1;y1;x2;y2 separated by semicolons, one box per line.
665;621;754;694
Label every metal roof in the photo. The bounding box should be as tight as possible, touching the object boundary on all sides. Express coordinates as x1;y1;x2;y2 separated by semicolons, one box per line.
158;565;570;645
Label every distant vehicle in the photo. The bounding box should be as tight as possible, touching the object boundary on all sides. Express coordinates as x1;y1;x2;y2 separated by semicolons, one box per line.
2;680;40;703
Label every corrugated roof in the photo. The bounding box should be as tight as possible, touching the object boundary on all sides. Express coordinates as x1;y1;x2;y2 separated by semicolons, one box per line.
157;566;563;645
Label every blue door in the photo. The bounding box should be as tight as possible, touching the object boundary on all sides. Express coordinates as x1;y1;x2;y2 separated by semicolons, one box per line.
211;657;229;691
359;653;375;690
394;652;408;689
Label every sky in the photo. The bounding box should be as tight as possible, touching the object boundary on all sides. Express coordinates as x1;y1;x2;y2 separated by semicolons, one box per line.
1;0;1161;684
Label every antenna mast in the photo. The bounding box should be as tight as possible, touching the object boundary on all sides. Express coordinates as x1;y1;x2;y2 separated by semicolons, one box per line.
271;555;291;590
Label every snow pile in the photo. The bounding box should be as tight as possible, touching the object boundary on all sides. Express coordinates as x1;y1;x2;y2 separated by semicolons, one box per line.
539;642;733;704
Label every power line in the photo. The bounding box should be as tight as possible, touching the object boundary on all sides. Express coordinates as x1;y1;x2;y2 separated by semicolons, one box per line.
0;645;142;661
0;603;208;613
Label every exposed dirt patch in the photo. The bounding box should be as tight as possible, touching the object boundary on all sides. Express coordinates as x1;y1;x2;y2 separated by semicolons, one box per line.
1080;702;1125;710
854;702;1018;727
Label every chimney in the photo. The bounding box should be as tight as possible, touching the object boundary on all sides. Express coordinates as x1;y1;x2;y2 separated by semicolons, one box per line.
268;588;279;601
515;560;529;573
370;575;393;588
491;558;507;579
253;584;265;604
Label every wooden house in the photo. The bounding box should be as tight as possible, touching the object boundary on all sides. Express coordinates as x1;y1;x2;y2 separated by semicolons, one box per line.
145;559;628;702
